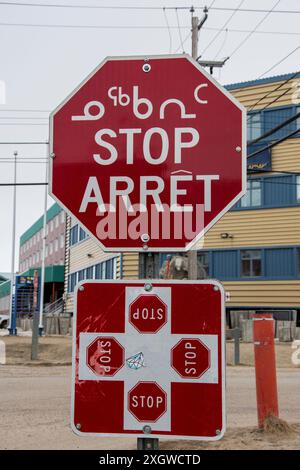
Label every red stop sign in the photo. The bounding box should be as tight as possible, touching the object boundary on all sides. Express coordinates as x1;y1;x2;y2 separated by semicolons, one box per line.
128;381;167;422
50;55;246;251
171;338;210;379
129;294;167;333
86;336;124;376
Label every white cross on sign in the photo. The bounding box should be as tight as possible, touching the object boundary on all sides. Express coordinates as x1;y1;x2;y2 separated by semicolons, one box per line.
78;286;219;433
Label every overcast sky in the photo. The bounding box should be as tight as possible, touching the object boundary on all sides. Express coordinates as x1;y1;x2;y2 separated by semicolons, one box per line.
1;0;300;273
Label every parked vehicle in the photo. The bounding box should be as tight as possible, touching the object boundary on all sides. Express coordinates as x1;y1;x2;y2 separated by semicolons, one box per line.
0;314;9;329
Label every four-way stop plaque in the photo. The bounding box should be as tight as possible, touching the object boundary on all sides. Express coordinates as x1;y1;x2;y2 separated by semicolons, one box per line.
71;280;225;440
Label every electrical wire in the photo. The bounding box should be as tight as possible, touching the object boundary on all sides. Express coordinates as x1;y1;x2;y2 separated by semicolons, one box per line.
201;0;245;56
1;3;300;14
173;31;191;54
0;182;48;186
0;122;48;125
248;110;300;146
247;71;300;114
213;28;229;60
1;22;300;37
175;8;185;53
229;0;281;58
0;141;48;144
257;46;300;79
248;127;300;159
163;7;172;54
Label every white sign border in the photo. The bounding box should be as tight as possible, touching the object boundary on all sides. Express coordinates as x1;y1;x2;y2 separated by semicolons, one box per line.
49;53;247;253
71;278;226;441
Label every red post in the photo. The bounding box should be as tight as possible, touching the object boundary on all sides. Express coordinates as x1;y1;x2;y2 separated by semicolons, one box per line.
252;313;279;428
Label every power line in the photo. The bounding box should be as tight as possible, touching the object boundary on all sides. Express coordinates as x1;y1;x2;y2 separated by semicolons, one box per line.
248;127;300;159
0;21;193;29
248;111;300;146
175;8;185;53
247;71;300;114
163;8;172;54
0;182;48;186
0;108;49;112
0;122;48;125
249;169;300;176
0;116;48;119
258;46;300;78
0;141;48;144
229;0;281;58
1;2;300;14
173;31;191;54
201;0;245;56
1;21;300;37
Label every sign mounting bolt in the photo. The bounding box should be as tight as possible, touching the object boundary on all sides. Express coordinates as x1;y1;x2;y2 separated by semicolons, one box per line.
50;152;55;158
143;425;152;434
216;429;221;435
213;285;219;291
142;244;149;251
76;423;81;430
142;63;151;73
79;285;85;292
141;233;150;243
144;283;152;292
235;146;241;152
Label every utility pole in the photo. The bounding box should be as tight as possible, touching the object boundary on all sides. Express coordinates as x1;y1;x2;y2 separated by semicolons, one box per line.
8;151;17;335
31;153;48;359
188;7;208;280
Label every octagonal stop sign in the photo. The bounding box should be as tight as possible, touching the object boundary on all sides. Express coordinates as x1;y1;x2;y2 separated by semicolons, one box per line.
171;338;210;379
129;294;167;333
128;381;167;422
50;55;246;251
86;336;124;376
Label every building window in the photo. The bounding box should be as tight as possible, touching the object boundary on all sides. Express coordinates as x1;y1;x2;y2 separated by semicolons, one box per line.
60;211;65;223
105;258;118;279
247;112;261;141
241;180;261;208
197;251;209;277
60;234;64;249
297;175;300;202
68;273;77;292
241;250;262;277
50;220;53;232
55;216;59;228
95;263;103;279
70;225;78;246
54;239;58;252
85;266;94;279
78;269;85;281
49;242;53;255
79;227;87;242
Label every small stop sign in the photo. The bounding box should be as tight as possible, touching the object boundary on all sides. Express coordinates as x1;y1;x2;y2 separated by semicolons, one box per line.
171;338;210;379
129;294;167;333
128;381;167;422
86;336;124;376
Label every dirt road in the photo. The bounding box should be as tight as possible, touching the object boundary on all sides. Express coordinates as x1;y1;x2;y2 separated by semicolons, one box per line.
0;365;299;450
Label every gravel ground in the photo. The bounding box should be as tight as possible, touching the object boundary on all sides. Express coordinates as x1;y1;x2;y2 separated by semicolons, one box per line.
0;334;298;368
0;365;299;450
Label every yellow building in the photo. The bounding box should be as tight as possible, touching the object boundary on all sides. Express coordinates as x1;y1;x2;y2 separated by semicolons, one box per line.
136;72;300;323
64;72;300;327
